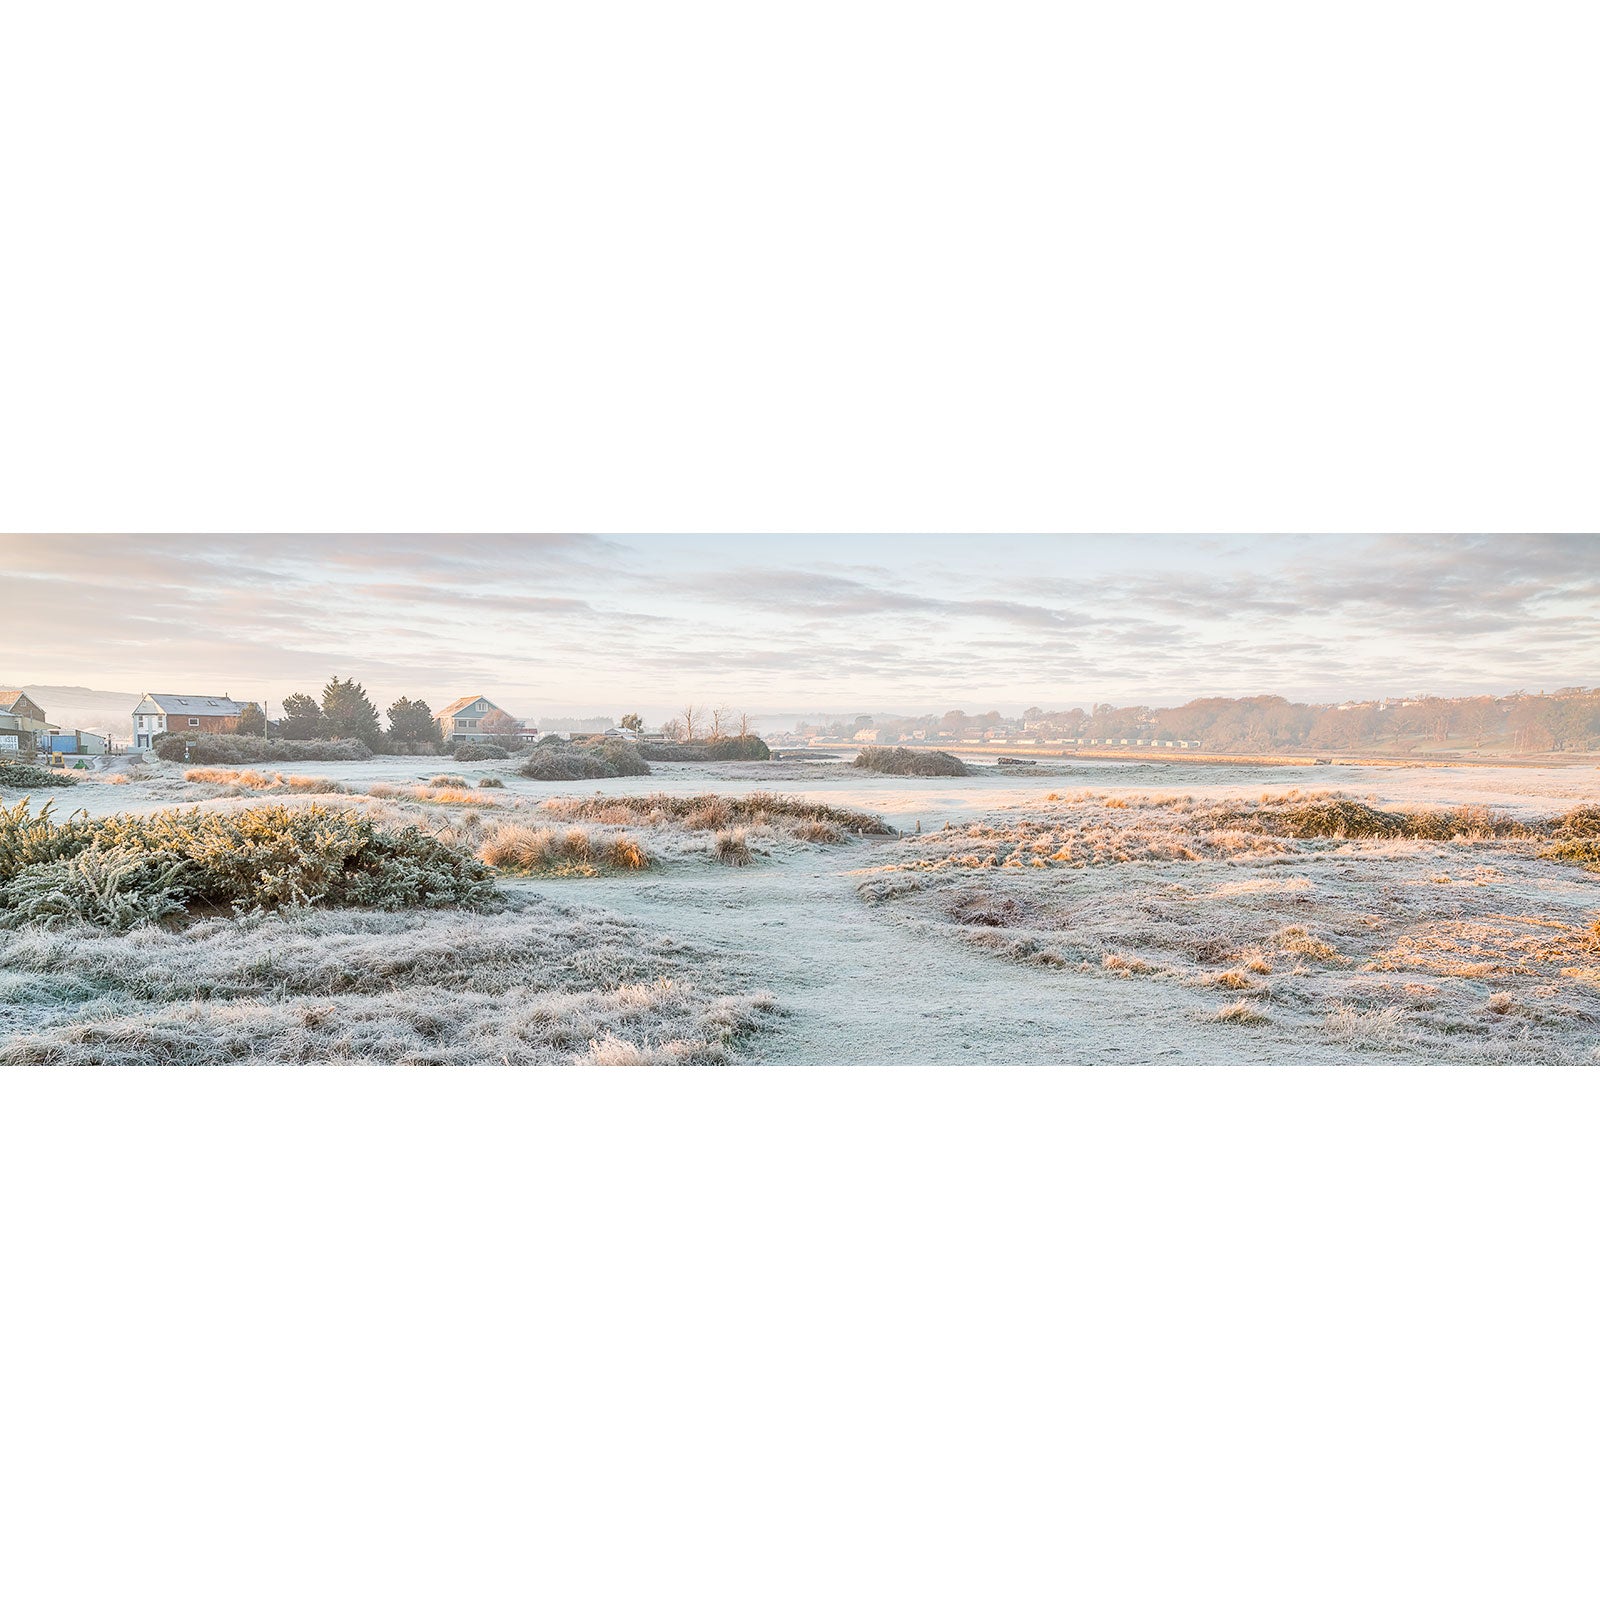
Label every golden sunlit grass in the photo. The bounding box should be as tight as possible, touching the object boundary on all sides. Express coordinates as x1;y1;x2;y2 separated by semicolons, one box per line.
185;767;349;794
479;822;652;876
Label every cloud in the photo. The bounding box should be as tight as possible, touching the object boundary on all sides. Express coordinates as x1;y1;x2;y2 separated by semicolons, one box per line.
4;533;1595;714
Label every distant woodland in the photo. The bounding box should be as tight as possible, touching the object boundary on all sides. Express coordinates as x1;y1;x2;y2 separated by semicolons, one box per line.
801;688;1600;755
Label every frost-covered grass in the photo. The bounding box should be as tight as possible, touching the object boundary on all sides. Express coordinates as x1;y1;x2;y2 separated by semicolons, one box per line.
0;902;779;1064
856;791;1600;1061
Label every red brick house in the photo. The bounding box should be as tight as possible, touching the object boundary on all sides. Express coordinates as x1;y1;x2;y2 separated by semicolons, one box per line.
132;693;245;750
0;690;57;756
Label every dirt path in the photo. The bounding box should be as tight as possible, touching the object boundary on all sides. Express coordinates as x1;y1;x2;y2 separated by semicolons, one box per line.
517;844;1295;1065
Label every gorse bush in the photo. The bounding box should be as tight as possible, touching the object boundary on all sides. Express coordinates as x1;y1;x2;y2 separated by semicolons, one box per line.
3;845;198;930
519;741;652;781
153;733;371;763
452;742;512;762
0;799;96;877
0;800;494;927
646;736;771;762
852;746;971;777
0;761;78;788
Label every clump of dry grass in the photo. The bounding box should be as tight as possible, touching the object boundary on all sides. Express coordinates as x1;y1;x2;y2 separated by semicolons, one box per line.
479;822;652;876
367;782;498;807
1213;1001;1269;1025
428;773;472;788
185;767;349;794
1323;1003;1411;1052
0;903;778;1064
1278;925;1342;961
714;828;753;866
478;777;505;788
541;791;892;840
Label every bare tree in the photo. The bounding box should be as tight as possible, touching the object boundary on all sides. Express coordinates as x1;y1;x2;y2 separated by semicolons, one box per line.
738;709;753;738
709;704;734;740
680;704;699;742
661;717;686;742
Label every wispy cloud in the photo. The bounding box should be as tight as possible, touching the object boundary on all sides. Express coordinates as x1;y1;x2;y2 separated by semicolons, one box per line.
4;532;1595;715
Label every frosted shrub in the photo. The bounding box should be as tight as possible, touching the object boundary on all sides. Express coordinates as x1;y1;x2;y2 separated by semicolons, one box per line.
0;800;494;926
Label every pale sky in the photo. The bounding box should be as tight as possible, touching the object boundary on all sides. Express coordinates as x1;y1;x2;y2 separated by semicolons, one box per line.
5;533;1596;721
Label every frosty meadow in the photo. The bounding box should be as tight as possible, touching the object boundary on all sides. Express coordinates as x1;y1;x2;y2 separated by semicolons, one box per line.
3;532;1597;1064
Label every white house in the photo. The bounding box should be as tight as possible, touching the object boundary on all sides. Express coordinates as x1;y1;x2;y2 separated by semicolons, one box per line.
132;694;246;750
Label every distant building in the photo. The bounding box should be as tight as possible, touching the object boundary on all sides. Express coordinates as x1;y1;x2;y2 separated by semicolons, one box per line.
48;731;109;756
0;689;57;755
436;694;538;745
853;728;881;743
132;693;245;751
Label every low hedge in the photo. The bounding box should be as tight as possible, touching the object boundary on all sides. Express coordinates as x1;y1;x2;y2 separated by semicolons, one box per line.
152;733;372;763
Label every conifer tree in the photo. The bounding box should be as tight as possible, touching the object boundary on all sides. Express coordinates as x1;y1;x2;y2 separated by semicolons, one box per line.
321;677;384;750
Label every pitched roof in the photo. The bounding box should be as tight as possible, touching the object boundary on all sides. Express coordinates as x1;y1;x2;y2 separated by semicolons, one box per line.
140;694;245;715
437;694;501;719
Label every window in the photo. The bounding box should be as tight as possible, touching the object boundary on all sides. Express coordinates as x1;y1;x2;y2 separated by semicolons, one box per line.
189;717;200;726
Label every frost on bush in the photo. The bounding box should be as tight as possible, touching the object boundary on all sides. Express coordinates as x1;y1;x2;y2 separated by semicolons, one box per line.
0;760;78;788
0;799;494;926
852;746;971;777
0;845;197;930
519;740;652;781
0;902;780;1064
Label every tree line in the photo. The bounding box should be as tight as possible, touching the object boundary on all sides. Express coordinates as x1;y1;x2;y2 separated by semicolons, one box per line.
232;679;454;754
821;689;1600;754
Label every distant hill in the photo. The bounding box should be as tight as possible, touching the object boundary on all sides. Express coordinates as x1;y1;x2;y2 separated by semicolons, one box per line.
17;684;143;738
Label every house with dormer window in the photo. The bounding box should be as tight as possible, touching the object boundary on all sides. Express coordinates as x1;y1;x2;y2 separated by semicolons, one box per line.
131;693;245;750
